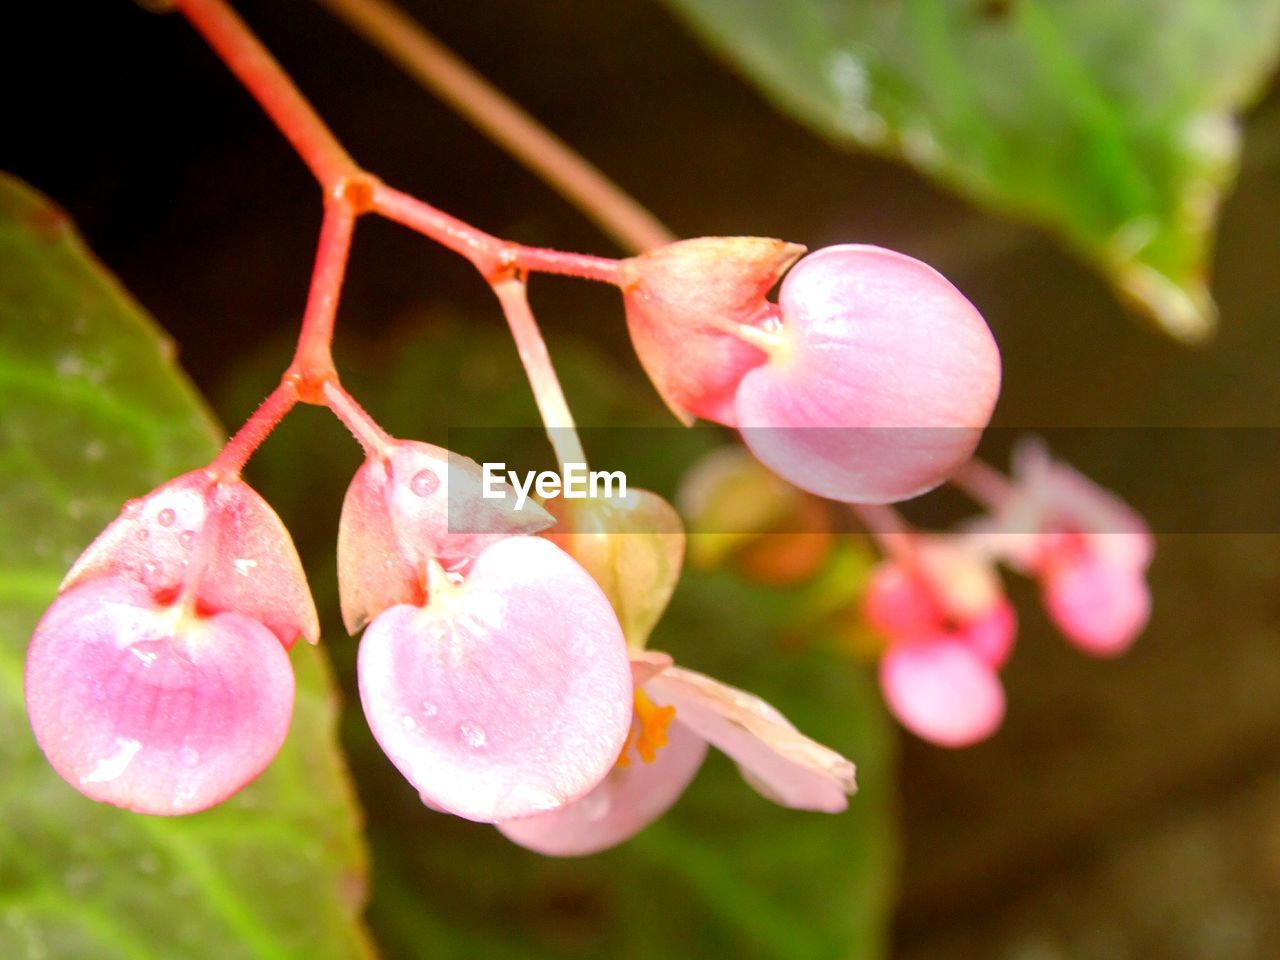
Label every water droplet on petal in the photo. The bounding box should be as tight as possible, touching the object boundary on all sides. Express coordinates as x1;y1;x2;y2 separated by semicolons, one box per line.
456;721;487;750
157;508;176;527
421;700;438;719
410;469;440;497
81;738;142;785
179;530;197;549
136;528;150;542
233;558;258;576
123;499;143;518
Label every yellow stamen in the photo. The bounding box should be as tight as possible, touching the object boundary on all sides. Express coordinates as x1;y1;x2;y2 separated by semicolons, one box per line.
624;689;677;766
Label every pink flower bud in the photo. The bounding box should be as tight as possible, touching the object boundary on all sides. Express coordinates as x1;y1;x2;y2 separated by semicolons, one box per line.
879;638;1004;748
736;245;1000;503
25;576;294;815
864;539;1016;668
357;536;632;822
62;470;318;647
1041;541;1151;657
622;240;1001;504
864;538;1015;746
337;440;553;633
972;441;1154;656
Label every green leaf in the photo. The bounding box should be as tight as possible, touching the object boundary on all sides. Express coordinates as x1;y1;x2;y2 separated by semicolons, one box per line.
229;319;898;960
0;173;373;960
659;0;1280;340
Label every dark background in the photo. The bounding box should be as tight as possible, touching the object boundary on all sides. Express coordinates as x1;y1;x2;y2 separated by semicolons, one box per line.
7;2;1280;956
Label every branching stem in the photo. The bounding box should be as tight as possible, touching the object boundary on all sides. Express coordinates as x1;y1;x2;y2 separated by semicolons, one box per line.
171;0;641;470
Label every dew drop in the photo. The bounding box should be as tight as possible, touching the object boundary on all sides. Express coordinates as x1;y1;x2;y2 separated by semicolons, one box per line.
456;721;487;750
123;499;143;518
179;530;197;549
233;558;258;576
410;469;440;497
136;528;150;542
421;700;438;719
157;508;176;527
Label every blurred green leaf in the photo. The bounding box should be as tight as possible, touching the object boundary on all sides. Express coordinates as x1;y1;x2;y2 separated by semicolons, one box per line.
660;0;1280;340
230;317;898;960
0;173;372;960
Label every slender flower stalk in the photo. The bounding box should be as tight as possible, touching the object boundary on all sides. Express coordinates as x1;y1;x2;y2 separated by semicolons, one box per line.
490;277;588;469
209;381;300;478
851;503;917;562
322;382;394;460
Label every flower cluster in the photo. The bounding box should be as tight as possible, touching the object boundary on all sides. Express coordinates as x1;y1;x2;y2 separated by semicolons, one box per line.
862;440;1154;747
25;0;1034;851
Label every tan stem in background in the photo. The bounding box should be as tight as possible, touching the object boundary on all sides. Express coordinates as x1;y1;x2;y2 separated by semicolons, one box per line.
313;0;675;255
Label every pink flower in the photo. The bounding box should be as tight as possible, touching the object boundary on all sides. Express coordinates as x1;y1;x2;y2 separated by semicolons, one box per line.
339;440;634;822
971;441;1154;656
497;652;857;856
864;538;1016;747
25;470;316;814
620;240;1001;504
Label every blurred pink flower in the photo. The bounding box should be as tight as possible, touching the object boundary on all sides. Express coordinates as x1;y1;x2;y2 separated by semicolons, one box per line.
863;538;1016;747
497;652;856;856
967;440;1153;656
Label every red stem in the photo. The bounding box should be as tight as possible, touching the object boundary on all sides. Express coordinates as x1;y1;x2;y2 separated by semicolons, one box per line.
288;198;359;394
209;380;300;478
173;0;631;473
312;0;674;254
177;0;360;190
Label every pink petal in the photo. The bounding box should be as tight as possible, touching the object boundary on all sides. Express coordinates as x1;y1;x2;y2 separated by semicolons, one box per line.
879;637;1004;747
497;716;708;856
863;562;942;639
338;441;554;633
962;599;1017;669
1042;555;1151;657
25;575;295;815
644;667;855;812
1011;440;1154;570
735;245;1000;504
631;650;674;686
357;536;632;822
62;471;318;647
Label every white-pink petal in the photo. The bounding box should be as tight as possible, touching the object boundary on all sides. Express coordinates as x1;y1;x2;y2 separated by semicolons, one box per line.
879;637;1004;747
644;667;856;812
1043;555;1151;657
25;575;295;815
497;718;708;857
357;536;632;822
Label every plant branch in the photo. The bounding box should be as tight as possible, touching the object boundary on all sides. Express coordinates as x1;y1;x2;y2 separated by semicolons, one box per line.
209;380;300;478
177;0;360;190
312;0;675;254
491;277;587;469
287;198;360;395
